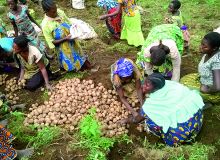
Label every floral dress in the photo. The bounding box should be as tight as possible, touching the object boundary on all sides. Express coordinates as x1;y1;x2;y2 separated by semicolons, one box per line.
8;5;46;55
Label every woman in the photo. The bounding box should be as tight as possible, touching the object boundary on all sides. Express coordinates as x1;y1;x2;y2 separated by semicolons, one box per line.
13;35;52;91
136;24;184;81
120;73;204;146
181;32;220;104
0;37;20;71
0;124;33;159
111;58;143;117
7;0;47;55
97;0;122;39
99;0;144;47
41;0;93;72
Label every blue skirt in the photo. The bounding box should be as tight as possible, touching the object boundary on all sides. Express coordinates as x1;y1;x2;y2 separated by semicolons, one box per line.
140;109;203;146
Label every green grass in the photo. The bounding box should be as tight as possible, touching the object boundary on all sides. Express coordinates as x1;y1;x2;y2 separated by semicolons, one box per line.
126;138;216;160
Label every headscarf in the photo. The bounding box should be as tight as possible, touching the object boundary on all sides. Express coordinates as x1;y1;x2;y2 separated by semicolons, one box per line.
114;58;134;78
97;0;118;11
147;73;165;91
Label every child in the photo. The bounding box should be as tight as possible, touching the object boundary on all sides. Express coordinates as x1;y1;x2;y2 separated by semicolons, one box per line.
99;0;144;47
7;0;47;56
165;0;190;56
97;0;122;39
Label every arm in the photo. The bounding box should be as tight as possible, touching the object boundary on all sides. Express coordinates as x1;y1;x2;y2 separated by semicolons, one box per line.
200;70;220;93
18;67;25;81
117;87;137;117
171;52;181;82
26;10;41;29
99;4;121;20
52;34;71;45
36;59;51;89
119;112;145;124
136;79;143;105
11;20;18;37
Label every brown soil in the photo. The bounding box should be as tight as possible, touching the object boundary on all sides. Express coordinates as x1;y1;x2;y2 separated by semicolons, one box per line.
1;0;220;160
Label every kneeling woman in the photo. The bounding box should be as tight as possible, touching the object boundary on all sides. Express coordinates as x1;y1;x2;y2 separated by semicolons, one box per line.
41;0;92;72
111;58;143;117
136;24;184;81
181;32;220;104
120;73;204;146
13;35;52;91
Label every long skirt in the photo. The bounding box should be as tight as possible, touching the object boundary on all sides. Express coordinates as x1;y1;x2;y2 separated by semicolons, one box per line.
180;73;220;104
53;23;86;71
120;9;144;47
0;125;17;159
140;109;203;146
106;7;122;37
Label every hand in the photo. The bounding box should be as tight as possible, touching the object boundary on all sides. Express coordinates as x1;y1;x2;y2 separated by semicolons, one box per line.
132;111;139;118
46;84;53;92
200;85;210;93
65;34;72;41
99;15;107;20
117;118;128;125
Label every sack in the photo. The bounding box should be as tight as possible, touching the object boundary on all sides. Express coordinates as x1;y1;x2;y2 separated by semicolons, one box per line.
69;18;97;40
214;27;220;34
70;24;83;39
72;0;85;9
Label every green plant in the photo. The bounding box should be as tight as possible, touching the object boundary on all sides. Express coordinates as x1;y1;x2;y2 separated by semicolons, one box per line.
70;108;115;160
28;127;61;149
0;99;10;114
8;111;35;143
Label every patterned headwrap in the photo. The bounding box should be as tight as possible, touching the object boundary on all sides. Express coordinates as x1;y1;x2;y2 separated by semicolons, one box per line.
114;58;134;78
97;0;118;11
147;73;165;91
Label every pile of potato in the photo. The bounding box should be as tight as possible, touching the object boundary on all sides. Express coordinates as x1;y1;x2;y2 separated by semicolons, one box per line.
0;74;8;86
4;77;25;92
24;78;140;137
5;93;20;105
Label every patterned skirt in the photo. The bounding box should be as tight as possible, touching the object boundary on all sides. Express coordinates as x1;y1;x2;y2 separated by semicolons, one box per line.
53;23;86;71
106;8;122;36
140;109;203;146
0;125;17;159
180;73;220;104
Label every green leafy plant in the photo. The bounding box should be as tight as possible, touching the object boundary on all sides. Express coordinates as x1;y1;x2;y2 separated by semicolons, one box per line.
28;127;61;149
0;99;9;114
8;111;35;143
70;108;115;160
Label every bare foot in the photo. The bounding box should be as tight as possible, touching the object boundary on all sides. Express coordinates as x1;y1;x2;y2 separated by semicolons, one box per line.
16;148;34;159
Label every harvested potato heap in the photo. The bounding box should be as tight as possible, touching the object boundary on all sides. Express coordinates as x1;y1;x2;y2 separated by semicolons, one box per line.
5;77;26;92
25;78;140;137
0;75;25;105
0;74;8;86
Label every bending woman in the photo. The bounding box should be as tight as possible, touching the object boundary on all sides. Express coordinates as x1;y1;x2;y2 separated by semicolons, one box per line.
41;0;92;71
181;32;220;104
120;73;204;146
13;35;52;91
136;24;184;81
111;58;143;117
97;0;122;39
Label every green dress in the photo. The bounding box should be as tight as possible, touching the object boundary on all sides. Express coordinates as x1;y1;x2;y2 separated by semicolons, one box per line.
136;24;184;75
